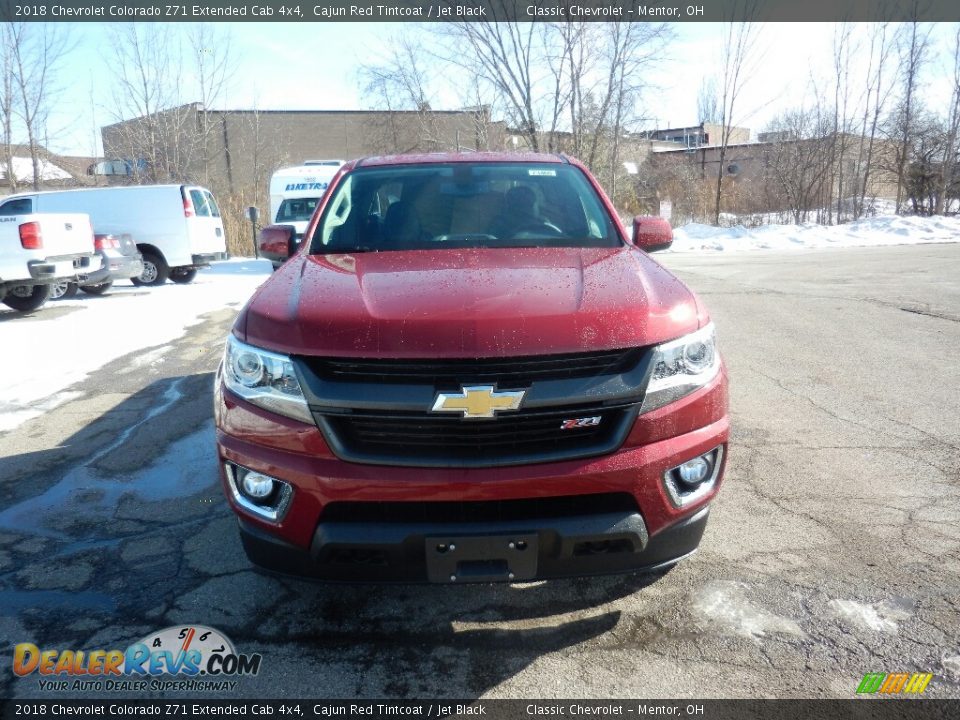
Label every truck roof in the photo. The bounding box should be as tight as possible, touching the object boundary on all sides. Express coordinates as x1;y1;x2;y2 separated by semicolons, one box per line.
352;151;568;170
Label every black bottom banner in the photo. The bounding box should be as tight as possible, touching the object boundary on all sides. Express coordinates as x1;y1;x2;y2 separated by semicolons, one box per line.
3;700;959;720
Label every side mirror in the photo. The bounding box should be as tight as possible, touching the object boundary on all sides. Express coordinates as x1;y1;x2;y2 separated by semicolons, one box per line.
632;215;673;252
258;224;297;264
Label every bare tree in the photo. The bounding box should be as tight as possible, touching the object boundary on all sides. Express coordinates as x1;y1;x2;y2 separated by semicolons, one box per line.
1;25;17;192
545;20;580;154
697;77;721;125
762;106;834;223
105;23;189;183
357;20;668;209
441;20;542;150
6;23;72;190
852;22;896;220
898;107;947;215
440;19;668;201
936;25;960;215
893;10;932;213
189;24;233;187
712;3;761;225
360;33;448;152
827;22;855;223
599;22;669;201
213;100;287;256
457;75;501;151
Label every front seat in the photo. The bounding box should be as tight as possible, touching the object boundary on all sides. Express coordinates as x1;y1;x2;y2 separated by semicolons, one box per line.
382;201;422;248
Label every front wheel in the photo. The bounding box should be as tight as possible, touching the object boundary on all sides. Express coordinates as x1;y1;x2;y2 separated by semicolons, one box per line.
81;281;113;296
169;267;198;284
50;280;79;300
132;251;169;287
2;284;52;312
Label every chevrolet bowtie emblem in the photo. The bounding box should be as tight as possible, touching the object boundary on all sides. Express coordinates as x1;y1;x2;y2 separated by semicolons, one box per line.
431;385;526;419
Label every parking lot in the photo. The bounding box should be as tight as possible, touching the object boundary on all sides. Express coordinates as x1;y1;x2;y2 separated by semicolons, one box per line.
1;243;958;699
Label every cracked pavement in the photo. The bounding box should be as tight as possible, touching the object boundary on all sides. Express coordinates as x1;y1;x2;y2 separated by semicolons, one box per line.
1;243;958;699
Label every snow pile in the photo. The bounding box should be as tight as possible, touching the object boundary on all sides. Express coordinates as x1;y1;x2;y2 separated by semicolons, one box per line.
0;258;272;433
692;580;806;641
670;214;960;253
828;598;913;634
7;156;73;182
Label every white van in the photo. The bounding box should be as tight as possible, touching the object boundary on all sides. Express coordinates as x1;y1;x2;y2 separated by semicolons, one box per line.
269;161;343;238
0;185;227;286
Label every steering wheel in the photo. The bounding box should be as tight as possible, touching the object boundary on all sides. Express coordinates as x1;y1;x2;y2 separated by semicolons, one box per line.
510;221;565;238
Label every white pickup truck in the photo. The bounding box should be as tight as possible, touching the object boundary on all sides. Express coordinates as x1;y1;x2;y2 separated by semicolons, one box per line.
0;211;97;313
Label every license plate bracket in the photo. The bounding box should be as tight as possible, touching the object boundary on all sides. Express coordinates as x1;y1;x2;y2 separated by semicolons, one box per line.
425;533;538;583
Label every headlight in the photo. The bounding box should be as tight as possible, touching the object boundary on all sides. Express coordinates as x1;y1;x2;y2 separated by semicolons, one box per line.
221;335;313;424
641;323;720;413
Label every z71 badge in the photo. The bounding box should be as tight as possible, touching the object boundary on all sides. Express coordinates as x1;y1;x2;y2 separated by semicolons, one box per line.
560;416;601;429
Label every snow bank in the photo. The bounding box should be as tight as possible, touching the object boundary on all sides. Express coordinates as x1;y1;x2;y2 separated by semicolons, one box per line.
669;214;960;253
0;258;272;433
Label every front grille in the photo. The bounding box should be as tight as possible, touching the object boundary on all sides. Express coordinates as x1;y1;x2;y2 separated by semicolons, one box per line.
300;346;651;467
320;493;639;524
304;348;642;385
319;404;636;467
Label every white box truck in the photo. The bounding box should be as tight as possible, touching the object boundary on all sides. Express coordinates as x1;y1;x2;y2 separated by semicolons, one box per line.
269;161;343;236
0;184;227;286
262;161;343;269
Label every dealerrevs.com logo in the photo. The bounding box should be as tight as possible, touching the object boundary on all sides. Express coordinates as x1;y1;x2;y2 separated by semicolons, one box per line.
13;625;262;692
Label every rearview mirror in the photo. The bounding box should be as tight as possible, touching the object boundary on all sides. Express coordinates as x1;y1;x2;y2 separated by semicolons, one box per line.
632;215;673;252
259;224;297;265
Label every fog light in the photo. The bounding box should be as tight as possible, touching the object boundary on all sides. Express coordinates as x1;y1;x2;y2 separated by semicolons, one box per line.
677;457;710;486
224;463;294;523
241;472;275;499
663;446;724;508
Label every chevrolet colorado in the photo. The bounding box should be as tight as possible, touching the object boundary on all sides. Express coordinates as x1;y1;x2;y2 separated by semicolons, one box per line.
216;153;729;582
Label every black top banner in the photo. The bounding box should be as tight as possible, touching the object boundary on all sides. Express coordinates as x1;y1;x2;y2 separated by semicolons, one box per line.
0;0;958;23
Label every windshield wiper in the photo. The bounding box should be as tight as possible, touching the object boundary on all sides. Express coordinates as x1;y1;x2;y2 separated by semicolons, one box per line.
319;246;381;254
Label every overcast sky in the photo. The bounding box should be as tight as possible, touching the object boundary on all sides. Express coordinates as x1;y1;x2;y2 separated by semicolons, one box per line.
48;21;959;157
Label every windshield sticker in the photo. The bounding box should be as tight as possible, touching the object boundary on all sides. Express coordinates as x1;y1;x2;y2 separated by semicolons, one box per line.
528;169;556;177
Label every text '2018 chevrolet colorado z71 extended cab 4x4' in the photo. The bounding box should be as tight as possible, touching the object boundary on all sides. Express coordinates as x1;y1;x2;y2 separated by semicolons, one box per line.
215;153;728;583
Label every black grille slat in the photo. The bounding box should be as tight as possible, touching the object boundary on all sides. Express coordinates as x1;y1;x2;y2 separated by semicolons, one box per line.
325;405;625;463
351;429;603;444
307;348;641;385
347;418;605;437
350;425;605;444
320;493;639;524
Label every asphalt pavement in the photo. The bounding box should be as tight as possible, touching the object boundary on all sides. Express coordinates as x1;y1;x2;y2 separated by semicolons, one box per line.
1;243;958;699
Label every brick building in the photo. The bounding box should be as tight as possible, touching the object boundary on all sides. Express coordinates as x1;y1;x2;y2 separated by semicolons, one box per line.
100;103;506;196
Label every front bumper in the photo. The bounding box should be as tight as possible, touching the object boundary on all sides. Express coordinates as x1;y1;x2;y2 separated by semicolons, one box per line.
239;505;709;583
215;367;729;583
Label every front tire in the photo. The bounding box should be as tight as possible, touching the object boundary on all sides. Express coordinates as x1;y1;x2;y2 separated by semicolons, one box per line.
2;284;52;312
169;267;198;284
81;281;113;296
132;251;169;287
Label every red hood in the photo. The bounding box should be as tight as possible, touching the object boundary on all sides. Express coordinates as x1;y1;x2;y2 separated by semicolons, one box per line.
240;247;700;357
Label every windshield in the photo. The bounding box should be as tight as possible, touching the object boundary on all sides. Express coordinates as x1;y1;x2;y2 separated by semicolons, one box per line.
277;197;319;223
308;163;618;253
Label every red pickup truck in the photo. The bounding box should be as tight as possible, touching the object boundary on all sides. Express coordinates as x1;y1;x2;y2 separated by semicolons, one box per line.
215;153;728;582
